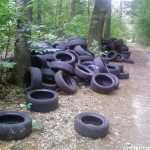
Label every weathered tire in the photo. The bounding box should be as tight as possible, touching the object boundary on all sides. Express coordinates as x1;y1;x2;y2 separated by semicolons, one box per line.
102;39;112;45
114;39;124;48
93;57;108;73
119;45;129;51
108;42;116;50
49;61;74;74
74;45;92;56
65;50;81;64
79;56;94;62
101;57;110;64
0;111;32;141
42;54;54;62
107;73;119;90
91;73;115;94
106;50;118;61
115;54;124;62
106;64;120;75
41;68;55;77
53;51;76;65
74;112;109;139
101;45;112;52
54;70;77;94
117;72;129;79
31;55;48;68
26;89;58;112
87;65;100;74
68;39;87;50
74;64;94;80
55;41;68;51
82;61;94;66
52;40;63;48
23;67;42;93
42;76;58;91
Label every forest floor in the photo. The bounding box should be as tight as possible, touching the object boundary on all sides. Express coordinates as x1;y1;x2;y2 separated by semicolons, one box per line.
0;44;150;150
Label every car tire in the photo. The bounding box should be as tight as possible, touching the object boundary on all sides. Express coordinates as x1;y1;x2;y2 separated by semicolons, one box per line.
74;112;109;139
91;73;115;94
117;72;129;79
93;57;108;73
0;111;32;141
54;70;77;94
49;61;74;74
26;89;58;112
74;64;94;80
53;51;76;66
23;67;42;93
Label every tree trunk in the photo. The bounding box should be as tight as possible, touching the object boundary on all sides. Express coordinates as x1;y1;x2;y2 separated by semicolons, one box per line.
58;0;63;36
88;0;107;49
69;0;76;19
10;0;32;84
37;0;42;23
103;0;112;39
87;0;90;16
120;0;124;17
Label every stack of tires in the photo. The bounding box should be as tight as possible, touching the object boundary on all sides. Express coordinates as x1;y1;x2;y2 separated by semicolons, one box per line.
101;38;134;64
23;38;130;101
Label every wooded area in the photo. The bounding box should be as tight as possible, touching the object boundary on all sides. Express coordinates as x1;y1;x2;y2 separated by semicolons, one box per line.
0;0;150;84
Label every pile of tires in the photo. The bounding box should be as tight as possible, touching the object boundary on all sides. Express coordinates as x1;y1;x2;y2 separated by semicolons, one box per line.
101;37;134;64
23;38;130;99
21;38;132;139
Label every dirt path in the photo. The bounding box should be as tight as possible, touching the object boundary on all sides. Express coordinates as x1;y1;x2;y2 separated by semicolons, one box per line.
0;46;150;150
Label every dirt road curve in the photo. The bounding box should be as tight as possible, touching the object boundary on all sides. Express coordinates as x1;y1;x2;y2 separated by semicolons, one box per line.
0;45;150;150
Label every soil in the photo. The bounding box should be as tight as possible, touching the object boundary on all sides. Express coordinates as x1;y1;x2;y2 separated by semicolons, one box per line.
0;45;150;150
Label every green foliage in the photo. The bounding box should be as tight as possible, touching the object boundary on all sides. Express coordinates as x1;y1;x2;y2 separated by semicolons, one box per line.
31;0;91;40
0;61;16;83
27;40;46;54
32;120;44;130
92;40;107;56
0;0;17;58
133;0;150;45
21;103;32;110
111;10;127;39
0;61;16;72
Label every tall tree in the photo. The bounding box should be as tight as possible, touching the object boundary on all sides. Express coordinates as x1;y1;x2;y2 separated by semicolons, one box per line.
103;0;112;39
69;0;76;19
88;0;107;48
37;0;42;23
10;0;32;84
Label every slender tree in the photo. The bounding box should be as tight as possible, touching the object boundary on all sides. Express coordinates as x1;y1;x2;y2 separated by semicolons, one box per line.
37;0;42;23
10;0;32;84
103;0;112;39
69;0;76;19
88;0;107;48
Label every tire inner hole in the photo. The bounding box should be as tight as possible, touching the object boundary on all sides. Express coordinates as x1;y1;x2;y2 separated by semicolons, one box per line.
31;91;54;99
56;54;72;62
0;115;24;124
43;77;56;85
108;52;115;58
81;116;103;126
95;75;113;86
